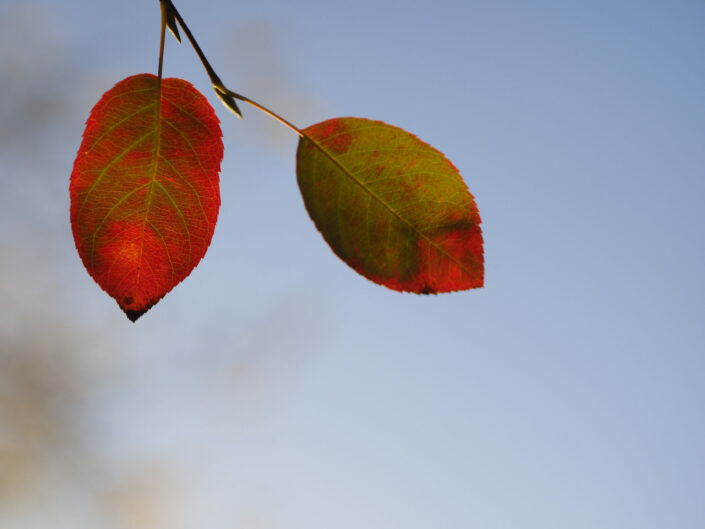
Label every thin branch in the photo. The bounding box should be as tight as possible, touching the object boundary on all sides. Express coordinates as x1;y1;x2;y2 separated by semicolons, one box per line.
157;1;366;199
162;0;242;117
160;2;319;142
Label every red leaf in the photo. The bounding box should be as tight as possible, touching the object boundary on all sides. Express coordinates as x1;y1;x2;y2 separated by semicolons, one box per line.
296;117;483;293
70;74;223;321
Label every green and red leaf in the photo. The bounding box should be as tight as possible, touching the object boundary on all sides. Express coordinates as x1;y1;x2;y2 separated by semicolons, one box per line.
296;117;483;293
70;73;223;321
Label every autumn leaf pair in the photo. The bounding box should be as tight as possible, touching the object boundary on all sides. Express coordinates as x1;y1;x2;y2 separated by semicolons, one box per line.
69;2;483;322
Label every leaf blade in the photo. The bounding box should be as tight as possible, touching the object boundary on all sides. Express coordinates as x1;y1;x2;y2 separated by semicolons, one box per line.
296;117;483;293
70;74;223;320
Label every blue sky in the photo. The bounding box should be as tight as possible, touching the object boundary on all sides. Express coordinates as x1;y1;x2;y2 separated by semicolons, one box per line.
1;1;704;528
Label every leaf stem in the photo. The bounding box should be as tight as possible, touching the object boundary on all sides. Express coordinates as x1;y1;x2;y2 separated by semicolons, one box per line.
221;89;304;137
157;1;167;81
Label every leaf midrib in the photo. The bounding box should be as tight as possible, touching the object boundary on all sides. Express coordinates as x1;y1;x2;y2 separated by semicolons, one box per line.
135;78;168;287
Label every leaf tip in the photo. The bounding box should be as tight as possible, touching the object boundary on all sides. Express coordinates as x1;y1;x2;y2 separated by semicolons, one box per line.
123;308;147;322
120;295;159;322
